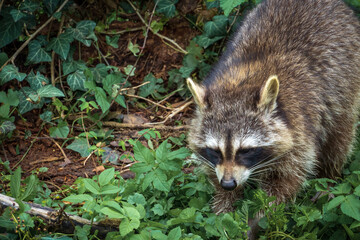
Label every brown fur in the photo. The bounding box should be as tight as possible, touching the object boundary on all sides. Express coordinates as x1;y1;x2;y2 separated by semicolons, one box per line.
187;0;360;217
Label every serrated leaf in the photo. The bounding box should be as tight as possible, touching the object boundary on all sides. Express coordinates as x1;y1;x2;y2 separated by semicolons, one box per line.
21;175;37;200
153;169;170;192
10;167;21;199
83;178;100;194
66;138;91;157
0;15;22;48
98;168;115;187
0;65;27;84
63;60;87;75
168;226;181;240
37;85;64;98
167;147;190;160
151;204;164;216
27;40;52;64
195;35;223;48
132;141;155;164
340;195;360;221
142;171;155;191
155;140;169;162
99;185;122;195
10;9;26;22
204;15;228;38
220;0;246;16
63;194;94;204
156;0;178;17
120;218;140;236
130;162;153;174
26;71;49;90
327;195;346;210
128;193;146;206
67;70;86;91
47;33;73;60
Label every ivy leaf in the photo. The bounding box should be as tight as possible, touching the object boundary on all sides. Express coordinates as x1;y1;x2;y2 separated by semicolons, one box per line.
0;14;22;48
156;0;178;17
341;195;360;221
124;65;136;76
204;15;228;38
37;85;64;98
47;33;74;60
27;40;52;64
66;138;91;157
67;70;86;91
0;89;19;106
94;87;110;113
10;9;26;22
220;0;246;16
18;87;44;114
62;60;87;75
0;121;16;136
195;35;223;48
0;65;27;85
26;71;49;90
106;35;120;48
20;0;40;11
44;0;60;14
128;41;140;56
49;121;69;138
139;74;164;98
91;64;108;83
67;20;96;47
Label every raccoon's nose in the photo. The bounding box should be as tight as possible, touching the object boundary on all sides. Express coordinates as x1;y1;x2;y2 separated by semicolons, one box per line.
220;178;237;191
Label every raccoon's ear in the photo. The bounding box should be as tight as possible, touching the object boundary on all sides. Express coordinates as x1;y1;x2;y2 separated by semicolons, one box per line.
187;77;206;109
258;75;279;111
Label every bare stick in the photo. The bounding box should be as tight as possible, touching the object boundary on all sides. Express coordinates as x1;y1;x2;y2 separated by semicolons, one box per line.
0;0;70;71
123;93;173;110
127;0;188;54
102;121;189;130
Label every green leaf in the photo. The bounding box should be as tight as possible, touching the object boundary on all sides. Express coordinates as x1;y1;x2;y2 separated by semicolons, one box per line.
20;0;40;11
142;171;155;191
10;9;26;22
26;71;49;90
156;0;178;17
341;195;360;221
327;195;346;210
49;121;69;138
47;33;73;60
18;87;44;114
128;41;140;56
0;65;27;84
155;140;169;162
124;205;141;220
63;194;94;204
99;185;123;195
132;141;155;164
124;65;136;76
91;64;109;83
220;0;246;16
168;226;181;240
44;0;60;14
151;204;165;216
120;218;140;236
98;168;115;187
67;20;97;47
10;167;21;199
37;85;64;98
0;121;16;135
27;40;52;64
63;60;87;75
195;35;223;48
332;182;352;195
100;206;125;219
67;70;86;91
153;169;171;192
204;15;228;38
130;162;152;174
21;175;37;200
0;89;19;106
66;138;91;157
95;87;111;113
83;178;100;194
0;14;22;48
106;35;120;48
139;74;164;98
128;193;146;206
167;147;190;160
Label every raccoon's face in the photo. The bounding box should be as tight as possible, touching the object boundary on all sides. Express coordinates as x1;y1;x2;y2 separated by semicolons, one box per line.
187;75;293;191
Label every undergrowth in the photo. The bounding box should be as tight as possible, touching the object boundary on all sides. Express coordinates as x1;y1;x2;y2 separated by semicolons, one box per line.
1;0;360;239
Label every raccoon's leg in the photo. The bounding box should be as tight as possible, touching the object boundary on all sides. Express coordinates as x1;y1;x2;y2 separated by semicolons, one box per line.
317;114;356;179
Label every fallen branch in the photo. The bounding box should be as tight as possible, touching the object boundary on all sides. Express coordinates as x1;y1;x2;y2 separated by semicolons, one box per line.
102;121;189;130
0;193;117;237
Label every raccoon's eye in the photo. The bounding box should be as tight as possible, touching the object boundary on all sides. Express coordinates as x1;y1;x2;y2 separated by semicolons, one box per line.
237;148;256;155
200;148;222;165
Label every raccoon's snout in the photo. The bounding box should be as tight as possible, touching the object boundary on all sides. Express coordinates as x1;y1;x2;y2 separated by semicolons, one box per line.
220;178;237;191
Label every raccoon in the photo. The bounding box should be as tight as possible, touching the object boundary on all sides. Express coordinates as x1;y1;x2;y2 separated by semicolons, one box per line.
187;0;360;215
